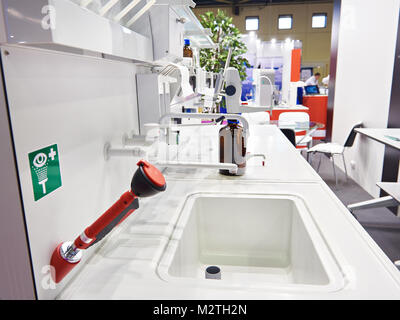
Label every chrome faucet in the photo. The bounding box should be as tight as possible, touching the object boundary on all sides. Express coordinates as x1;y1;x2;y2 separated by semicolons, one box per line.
159;113;251;175
159;112;250;144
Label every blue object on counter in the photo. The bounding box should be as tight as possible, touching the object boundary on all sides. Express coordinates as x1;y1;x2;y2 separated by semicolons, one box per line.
184;39;190;46
385;135;400;142
297;87;303;105
183;107;196;113
241;80;254;101
219;97;227;113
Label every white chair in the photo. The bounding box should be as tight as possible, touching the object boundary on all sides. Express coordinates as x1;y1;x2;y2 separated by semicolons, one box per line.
307;122;363;187
278;112;313;149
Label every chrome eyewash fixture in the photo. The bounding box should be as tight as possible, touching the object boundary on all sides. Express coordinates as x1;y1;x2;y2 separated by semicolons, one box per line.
50;160;166;283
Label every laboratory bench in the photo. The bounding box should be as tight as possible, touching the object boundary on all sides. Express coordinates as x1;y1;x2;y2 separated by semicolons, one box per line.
57;125;400;300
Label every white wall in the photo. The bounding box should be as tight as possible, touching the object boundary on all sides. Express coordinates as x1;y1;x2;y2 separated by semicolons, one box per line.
1;45;146;299
332;0;400;197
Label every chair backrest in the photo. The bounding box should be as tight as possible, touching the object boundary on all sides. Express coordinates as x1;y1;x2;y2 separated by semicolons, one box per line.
280;128;296;146
278;112;310;123
344;122;363;147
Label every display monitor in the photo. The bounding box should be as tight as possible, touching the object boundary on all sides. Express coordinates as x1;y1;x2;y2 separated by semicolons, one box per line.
304;85;320;95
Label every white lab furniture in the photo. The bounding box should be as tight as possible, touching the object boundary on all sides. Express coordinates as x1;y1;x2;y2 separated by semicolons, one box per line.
0;44;145;300
308;123;363;187
0;0;214;301
136;73;176;134
150;5;185;61
57;126;400;299
355;128;400;150
253;69;275;108
0;0;212;63
0;57;36;299
278;112;312;148
273;105;309;112
243;112;270;125
172;4;215;49
348;129;400;214
348;182;400;213
0;0;153;62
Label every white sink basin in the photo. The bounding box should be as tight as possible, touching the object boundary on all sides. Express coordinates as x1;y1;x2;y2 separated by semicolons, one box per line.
158;193;345;292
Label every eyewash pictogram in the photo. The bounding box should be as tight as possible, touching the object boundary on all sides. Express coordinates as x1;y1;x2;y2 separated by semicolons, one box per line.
29;144;62;201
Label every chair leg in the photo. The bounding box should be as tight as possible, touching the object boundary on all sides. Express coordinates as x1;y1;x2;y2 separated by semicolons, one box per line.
317;153;323;172
342;153;348;182
332;154;338;188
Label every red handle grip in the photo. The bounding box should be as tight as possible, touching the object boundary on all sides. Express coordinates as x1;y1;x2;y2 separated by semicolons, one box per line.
74;191;137;249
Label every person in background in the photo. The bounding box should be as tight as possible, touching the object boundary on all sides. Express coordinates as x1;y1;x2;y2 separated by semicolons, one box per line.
322;74;330;87
305;73;321;86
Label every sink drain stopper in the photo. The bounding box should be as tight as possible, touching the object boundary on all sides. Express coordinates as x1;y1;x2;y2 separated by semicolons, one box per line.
205;266;221;280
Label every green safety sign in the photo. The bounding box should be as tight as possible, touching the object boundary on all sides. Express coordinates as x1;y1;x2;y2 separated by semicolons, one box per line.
28;144;62;201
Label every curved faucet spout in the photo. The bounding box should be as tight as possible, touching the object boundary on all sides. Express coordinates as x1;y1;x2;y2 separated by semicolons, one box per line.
159;113;250;140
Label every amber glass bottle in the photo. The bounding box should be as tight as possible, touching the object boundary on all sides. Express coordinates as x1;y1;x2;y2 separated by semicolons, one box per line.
219;121;247;176
183;39;193;58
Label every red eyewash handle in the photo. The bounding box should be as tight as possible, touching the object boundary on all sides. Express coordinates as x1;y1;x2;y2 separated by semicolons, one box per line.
73;191;139;250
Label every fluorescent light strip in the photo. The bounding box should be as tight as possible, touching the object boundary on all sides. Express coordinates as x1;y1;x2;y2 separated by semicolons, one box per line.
99;0;120;16
126;0;156;27
81;0;94;8
114;0;142;22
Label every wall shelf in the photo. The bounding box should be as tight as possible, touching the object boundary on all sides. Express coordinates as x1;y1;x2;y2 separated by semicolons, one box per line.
0;0;215;61
0;0;153;62
173;5;216;49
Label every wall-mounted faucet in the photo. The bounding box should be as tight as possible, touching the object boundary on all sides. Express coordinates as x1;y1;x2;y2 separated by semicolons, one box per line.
159;112;250;143
104;143;238;175
160;113;250;176
104;113;250;175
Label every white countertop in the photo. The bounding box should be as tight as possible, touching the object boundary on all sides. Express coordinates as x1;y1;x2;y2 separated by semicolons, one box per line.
271;105;309;111
242;101;309;111
377;182;400;203
57;125;400;300
160;125;321;182
356;128;400;150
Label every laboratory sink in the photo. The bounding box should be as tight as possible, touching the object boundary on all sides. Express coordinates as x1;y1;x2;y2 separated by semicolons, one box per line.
157;193;345;292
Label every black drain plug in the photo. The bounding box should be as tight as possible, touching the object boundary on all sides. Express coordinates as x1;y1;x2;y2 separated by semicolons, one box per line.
205;266;221;280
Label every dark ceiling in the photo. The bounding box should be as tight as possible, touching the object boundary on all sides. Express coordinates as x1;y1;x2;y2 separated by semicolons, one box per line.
194;0;333;7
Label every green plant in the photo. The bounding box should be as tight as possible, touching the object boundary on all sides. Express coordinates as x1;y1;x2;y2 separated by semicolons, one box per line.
199;9;250;81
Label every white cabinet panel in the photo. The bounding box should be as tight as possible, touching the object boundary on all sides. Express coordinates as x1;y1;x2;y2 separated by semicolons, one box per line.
1;45;142;299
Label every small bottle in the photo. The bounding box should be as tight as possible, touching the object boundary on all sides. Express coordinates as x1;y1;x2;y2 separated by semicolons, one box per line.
183;39;193;58
219;120;247;176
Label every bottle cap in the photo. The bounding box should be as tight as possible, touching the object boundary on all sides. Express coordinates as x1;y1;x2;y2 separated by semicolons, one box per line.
184;39;190;46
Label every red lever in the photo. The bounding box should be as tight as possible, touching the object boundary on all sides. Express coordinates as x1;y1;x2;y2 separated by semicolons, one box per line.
74;191;138;250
